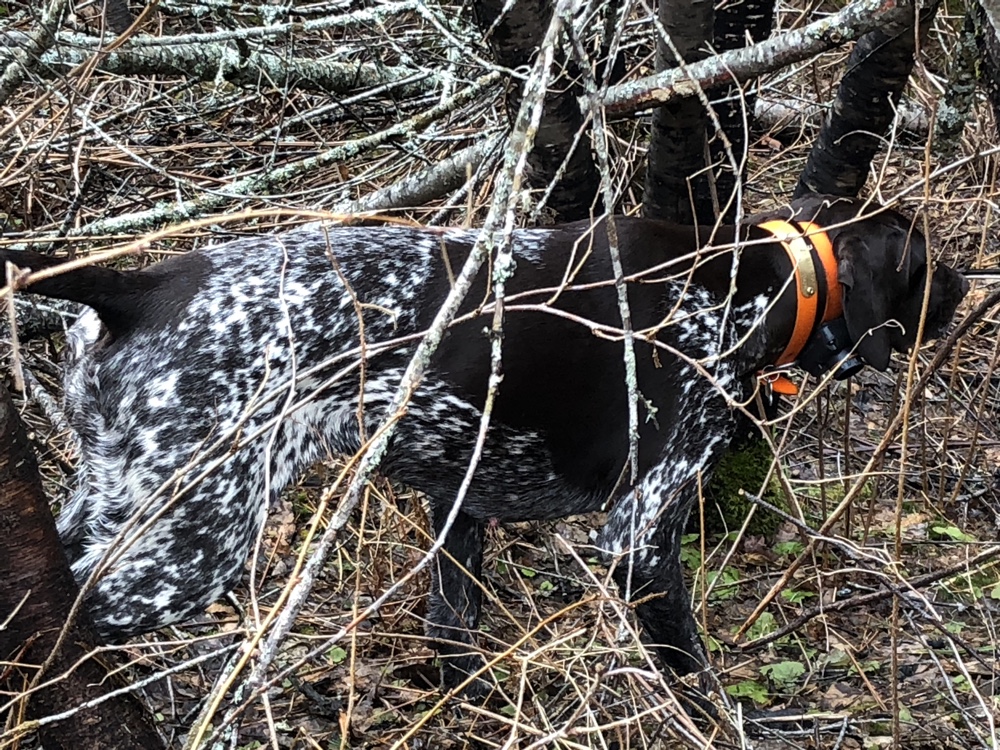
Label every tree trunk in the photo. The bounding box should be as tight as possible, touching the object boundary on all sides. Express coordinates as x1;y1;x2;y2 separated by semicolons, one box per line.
472;0;601;221
641;0;714;223
0;380;165;750
694;0;775;222
933;9;977;156
976;0;1000;137
601;0;915;118
794;3;939;198
102;0;134;33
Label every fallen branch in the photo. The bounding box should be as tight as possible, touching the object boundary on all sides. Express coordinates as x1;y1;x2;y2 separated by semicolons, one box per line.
336;135;503;215
0;0;70;106
755;95;929;138
122;0;419;45
19;73;498;241
0;30;435;98
600;0;915;117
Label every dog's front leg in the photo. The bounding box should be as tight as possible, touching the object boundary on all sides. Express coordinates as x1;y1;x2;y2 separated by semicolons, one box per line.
603;506;707;679
601;490;723;721
426;505;488;695
637;531;706;678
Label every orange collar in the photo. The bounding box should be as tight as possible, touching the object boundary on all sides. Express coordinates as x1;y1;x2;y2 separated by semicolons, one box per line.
756;220;841;388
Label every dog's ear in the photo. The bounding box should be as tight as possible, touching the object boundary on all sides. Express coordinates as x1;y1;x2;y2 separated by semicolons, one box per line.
834;225;918;371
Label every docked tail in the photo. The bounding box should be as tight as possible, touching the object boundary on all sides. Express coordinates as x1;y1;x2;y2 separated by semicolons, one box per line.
2;250;152;338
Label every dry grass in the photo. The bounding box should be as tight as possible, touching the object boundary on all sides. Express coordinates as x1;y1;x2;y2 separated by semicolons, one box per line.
1;0;999;748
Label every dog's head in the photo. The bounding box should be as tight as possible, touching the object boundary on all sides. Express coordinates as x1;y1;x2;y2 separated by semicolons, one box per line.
768;194;969;371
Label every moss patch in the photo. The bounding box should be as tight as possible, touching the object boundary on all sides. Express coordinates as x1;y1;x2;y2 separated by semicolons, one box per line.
693;439;784;537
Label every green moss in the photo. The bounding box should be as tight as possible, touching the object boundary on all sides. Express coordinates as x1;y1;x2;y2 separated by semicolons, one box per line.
693;439;784;537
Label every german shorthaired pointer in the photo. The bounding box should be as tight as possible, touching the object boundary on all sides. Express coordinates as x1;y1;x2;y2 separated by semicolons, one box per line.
2;195;967;693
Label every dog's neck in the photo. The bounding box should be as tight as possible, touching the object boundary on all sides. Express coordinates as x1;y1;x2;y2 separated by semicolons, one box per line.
708;221;842;376
757;220;841;365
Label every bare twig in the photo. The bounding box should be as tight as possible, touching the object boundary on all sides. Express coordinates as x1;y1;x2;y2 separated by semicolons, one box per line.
183;5;565;747
4;264;24;393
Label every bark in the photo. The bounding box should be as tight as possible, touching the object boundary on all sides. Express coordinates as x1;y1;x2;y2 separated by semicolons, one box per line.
102;0;135;33
975;0;1000;136
337;136;502;215
933;10;978;156
0;0;70;106
0;381;165;750
87;1;418;45
641;0;714;223
3;297;79;341
0;31;436;98
979;0;1000;45
695;0;775;222
600;0;916;117
794;2;939;198
473;0;600;221
641;0;775;224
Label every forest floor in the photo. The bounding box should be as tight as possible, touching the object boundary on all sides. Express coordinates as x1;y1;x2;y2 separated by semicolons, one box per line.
2;0;999;747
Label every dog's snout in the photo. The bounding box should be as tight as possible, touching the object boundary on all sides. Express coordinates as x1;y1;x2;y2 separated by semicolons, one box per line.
933;264;969;298
945;265;971;302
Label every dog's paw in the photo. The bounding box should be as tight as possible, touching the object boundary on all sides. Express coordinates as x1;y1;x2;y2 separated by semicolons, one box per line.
667;668;724;726
440;653;495;700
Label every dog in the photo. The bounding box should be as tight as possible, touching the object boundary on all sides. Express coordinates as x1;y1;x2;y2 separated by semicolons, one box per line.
1;195;967;694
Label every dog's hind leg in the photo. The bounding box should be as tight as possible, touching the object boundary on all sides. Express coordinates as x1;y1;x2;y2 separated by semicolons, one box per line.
426;505;488;694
